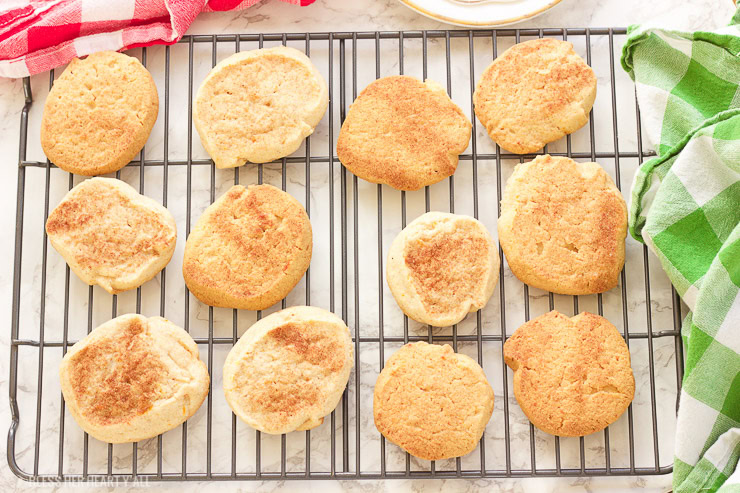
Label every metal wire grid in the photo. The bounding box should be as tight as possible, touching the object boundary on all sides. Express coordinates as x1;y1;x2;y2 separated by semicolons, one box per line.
7;28;684;482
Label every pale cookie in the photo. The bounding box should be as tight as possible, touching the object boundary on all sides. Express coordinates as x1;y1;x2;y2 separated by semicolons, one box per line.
473;38;596;154
387;212;499;327
337;76;471;191
194;46;328;168
60;314;209;443
41;51;158;176
45;177;177;295
182;184;312;310
223;306;353;434
504;310;635;437
373;342;494;461
498;155;627;295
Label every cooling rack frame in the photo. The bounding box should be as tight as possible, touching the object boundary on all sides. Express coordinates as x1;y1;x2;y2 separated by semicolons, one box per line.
8;28;684;482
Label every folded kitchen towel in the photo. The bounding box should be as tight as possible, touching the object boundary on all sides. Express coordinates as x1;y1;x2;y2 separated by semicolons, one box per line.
0;0;314;78
622;7;740;493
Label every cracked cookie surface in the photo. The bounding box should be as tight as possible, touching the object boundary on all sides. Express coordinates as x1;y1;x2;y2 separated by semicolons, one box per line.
504;310;634;437
498;154;627;295
60;314;209;443
183;184;312;310
373;342;494;461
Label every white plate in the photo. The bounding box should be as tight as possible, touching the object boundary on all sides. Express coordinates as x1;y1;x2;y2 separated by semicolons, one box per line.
397;0;564;27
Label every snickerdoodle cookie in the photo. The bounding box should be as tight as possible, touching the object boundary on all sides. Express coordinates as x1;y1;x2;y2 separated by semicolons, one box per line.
473;38;596;154
41;51;158;176
504;310;634;437
223;306;353;434
387;212;499;326
194;46;328;168
60;314;209;443
182;184;312;310
374;342;494;460
337;76;471;191
498;155;627;295
45;177;176;294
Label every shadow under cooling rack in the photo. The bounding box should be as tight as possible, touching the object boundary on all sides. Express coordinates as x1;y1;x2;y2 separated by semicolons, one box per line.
8;27;684;482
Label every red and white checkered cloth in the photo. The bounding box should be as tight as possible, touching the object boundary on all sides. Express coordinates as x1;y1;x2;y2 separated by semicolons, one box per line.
0;0;314;78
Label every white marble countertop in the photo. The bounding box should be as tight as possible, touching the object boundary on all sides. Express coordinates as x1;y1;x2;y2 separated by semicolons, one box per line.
0;0;736;491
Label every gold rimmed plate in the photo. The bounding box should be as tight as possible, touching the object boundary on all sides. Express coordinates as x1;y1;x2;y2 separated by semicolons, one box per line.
397;0;565;27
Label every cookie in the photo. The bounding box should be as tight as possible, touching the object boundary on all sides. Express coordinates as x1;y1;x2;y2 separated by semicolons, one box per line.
45;177;177;295
498;155;627;295
182;184;312;310
386;212;499;327
59;314;209;443
223;306;353;434
373;342;494;461
337;76;471;191
194;46;328;168
473;38;596;154
503;311;635;437
41;51;158;176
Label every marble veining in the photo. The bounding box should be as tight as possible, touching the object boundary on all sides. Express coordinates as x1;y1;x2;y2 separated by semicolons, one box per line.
0;0;736;491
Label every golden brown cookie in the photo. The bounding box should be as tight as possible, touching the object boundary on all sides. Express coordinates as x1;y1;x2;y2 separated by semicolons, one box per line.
41;51;158;176
182;184;312;310
45;177;176;294
498;155;627;295
503;310;635;437
337;75;471;191
386;212;499;326
194;46;328;168
373;342;494;461
59;314;209;443
223;306;353;434
473;38;596;154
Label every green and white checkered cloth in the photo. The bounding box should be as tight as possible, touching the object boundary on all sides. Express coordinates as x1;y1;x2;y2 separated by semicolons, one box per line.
622;7;740;493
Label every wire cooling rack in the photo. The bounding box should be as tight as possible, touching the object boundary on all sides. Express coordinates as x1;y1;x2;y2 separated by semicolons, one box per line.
8;28;685;482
